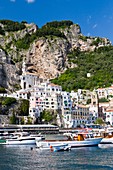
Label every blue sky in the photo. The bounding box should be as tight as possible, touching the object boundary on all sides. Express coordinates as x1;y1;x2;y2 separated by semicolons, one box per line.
0;0;113;44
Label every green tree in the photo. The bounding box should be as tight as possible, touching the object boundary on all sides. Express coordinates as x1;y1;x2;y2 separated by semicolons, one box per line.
99;98;109;103
19;99;29;116
10;113;17;124
94;118;104;125
51;46;113;91
0;87;6;93
20;117;25;125
41;110;53;123
26;117;32;124
2;97;16;106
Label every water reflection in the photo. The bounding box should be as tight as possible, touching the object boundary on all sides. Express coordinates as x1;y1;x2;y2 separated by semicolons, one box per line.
1;145;113;170
99;144;113;149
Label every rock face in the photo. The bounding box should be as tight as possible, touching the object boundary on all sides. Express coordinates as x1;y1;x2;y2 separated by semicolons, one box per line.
0;49;21;91
0;21;111;91
26;24;111;79
27;37;69;79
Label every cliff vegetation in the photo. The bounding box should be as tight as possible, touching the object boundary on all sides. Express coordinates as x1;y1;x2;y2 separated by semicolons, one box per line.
0;19;112;92
51;46;113;91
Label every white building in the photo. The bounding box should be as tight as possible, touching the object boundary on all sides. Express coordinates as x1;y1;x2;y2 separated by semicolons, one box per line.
61;91;72;110
29;82;62;116
105;99;113;125
20;72;41;90
71;104;90;127
97;85;113;99
20;61;43;90
62;104;90;128
105;109;113;125
29;107;40;119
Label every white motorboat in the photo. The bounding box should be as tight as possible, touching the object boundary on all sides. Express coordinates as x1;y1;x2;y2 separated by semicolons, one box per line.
36;133;102;149
50;143;71;152
5;132;45;145
100;137;113;144
100;132;113;144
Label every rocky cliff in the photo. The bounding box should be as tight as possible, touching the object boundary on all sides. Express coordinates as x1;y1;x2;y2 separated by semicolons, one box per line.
0;20;111;91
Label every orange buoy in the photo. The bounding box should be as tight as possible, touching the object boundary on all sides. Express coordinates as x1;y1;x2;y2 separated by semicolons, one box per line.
50;145;53;149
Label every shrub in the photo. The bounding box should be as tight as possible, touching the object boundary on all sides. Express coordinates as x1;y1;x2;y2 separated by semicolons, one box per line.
19;99;29;116
10;113;17;124
0;87;6;93
42;20;73;29
0;20;26;32
41;110;53;122
2;97;16;106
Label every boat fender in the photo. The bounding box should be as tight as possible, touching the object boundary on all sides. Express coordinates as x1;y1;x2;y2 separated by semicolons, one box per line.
50;145;53;151
30;147;33;150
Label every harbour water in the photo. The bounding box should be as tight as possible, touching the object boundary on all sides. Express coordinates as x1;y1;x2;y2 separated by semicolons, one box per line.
0;144;113;170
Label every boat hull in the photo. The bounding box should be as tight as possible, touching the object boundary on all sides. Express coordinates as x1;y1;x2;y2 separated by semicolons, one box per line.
36;137;102;149
6;137;36;145
0;139;6;144
5;134;44;145
50;144;71;152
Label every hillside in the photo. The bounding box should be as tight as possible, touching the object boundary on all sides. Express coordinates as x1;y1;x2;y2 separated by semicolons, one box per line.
51;46;113;91
0;19;111;92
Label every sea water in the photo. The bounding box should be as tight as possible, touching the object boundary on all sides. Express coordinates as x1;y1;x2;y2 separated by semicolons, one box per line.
0;144;113;170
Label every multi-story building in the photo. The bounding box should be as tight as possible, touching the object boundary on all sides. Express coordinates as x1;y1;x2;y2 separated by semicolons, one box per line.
71;104;90;127
29;107;40;120
62;104;90;128
97;85;113;99
29;82;62;114
20;61;44;90
70;89;91;105
61;91;72;110
105;108;113;126
105;99;113;125
8;61;113;127
90;90;99;119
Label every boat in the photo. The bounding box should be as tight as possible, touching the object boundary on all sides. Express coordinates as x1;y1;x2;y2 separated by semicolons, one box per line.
0;132;15;144
100;137;113;144
36;133;102;149
50;143;71;152
90;128;113;144
5;132;45;145
100;132;113;144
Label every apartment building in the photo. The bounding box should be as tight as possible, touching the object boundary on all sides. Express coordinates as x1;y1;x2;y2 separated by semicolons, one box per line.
71;104;90;127
29;82;62;114
97;85;113;99
105;99;113;125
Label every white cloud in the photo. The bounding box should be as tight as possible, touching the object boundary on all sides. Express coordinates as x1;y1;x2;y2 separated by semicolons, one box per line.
87;33;90;36
26;0;35;3
87;16;92;24
10;0;16;2
92;24;97;29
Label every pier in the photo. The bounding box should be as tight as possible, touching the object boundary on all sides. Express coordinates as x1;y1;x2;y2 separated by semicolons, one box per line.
0;124;59;134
